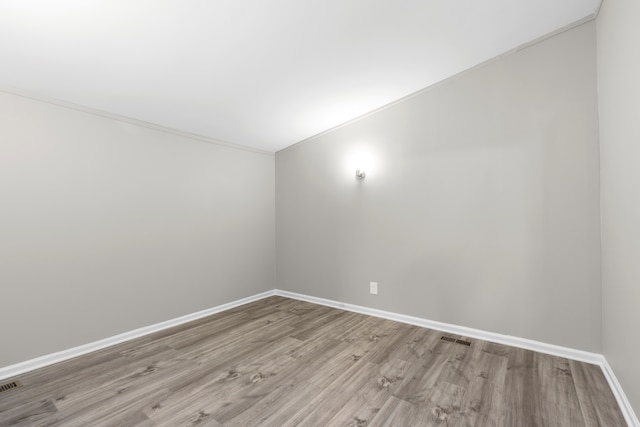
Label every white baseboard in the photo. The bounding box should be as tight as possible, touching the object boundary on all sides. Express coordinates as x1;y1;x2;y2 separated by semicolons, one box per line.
1;288;636;426
600;357;640;427
274;290;602;363
274;289;639;426
0;290;276;382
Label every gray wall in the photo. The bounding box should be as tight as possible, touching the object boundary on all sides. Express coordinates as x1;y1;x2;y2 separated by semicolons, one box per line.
0;91;275;367
276;22;601;352
598;0;640;414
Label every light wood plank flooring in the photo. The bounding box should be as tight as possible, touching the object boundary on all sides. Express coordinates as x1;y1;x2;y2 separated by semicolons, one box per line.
0;296;626;426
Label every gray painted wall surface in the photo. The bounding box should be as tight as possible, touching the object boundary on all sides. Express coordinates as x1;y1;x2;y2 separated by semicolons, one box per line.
0;91;275;367
276;22;601;352
598;0;640;415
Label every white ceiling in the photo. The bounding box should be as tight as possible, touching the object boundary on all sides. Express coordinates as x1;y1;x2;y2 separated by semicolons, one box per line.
0;0;600;152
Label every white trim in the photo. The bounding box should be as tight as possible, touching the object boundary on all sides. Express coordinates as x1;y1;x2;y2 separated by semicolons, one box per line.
274;289;638;426
274;290;602;363
0;290;276;382
600;357;640;427
1;288;637;426
277;17;596;154
0;87;273;156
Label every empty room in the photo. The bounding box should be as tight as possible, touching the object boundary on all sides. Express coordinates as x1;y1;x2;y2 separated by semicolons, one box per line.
0;0;638;425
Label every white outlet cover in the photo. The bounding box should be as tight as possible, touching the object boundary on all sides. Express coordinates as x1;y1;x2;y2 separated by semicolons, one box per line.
370;282;378;295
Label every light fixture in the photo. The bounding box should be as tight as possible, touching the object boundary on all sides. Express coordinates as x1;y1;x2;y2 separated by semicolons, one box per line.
348;147;373;180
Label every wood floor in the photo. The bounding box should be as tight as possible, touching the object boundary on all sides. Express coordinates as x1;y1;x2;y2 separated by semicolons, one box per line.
0;296;626;426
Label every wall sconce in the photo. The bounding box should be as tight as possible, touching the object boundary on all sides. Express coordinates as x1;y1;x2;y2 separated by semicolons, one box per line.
348;148;373;180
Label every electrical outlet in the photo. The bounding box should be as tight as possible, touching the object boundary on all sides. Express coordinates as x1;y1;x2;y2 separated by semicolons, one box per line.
370;281;378;295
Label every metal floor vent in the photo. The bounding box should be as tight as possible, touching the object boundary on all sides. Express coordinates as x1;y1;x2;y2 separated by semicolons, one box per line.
0;380;22;393
441;336;472;347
